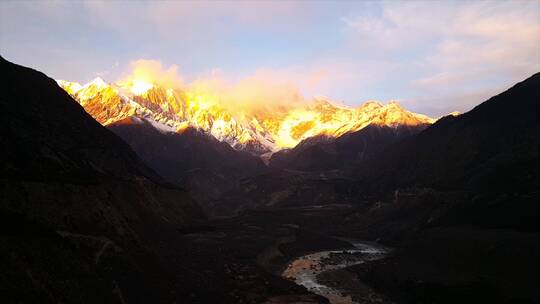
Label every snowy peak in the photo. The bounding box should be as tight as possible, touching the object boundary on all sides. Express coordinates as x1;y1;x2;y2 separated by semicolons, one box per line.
358;100;384;111
374;101;435;127
56;80;82;95
86;77;107;88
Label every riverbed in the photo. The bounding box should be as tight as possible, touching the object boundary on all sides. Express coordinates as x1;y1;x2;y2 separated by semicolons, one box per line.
281;240;392;304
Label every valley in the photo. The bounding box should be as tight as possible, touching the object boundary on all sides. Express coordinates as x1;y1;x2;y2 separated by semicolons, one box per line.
1;55;539;304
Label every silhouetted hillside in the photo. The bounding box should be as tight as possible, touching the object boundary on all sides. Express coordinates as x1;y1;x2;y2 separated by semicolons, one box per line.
108;118;267;212
0;56;204;303
362;72;540;231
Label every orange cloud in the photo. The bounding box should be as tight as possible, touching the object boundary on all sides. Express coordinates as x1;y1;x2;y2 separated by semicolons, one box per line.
119;59;184;89
117;59;345;115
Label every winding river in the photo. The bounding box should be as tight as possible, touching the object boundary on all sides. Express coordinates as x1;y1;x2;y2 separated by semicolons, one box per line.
281;240;391;304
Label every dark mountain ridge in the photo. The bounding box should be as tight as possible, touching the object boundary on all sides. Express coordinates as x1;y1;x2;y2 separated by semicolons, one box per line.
0;56;205;303
366;73;540;192
269;123;428;171
1;63;160;184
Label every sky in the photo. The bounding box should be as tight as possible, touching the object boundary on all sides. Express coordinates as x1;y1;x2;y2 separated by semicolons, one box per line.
1;0;539;116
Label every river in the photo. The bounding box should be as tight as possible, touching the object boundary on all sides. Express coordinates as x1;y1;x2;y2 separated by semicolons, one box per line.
281;240;392;304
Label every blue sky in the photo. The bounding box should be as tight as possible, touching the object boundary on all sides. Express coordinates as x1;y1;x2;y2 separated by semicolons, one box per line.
1;0;539;116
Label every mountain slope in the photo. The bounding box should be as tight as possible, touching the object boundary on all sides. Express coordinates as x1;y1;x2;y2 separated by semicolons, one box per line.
108;116;267;212
363;72;540;229
0;56;204;303
108;117;266;182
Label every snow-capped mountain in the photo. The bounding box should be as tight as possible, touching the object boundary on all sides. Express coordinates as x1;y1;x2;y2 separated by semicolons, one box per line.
57;78;435;154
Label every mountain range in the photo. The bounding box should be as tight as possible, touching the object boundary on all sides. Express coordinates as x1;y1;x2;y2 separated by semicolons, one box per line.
57;78;434;155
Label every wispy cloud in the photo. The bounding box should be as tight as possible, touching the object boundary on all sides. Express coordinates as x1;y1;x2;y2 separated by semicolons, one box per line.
1;1;539;116
342;1;540;114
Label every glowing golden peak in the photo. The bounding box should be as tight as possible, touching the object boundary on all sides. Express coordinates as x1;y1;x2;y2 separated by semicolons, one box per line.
130;79;154;95
116;79;155;95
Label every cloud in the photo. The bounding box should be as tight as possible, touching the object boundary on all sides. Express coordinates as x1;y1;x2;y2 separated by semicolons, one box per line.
186;68;309;114
78;1;316;47
343;1;540;114
119;59;184;88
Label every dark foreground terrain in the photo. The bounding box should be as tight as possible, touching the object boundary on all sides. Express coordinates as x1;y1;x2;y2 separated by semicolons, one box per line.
1;56;539;304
